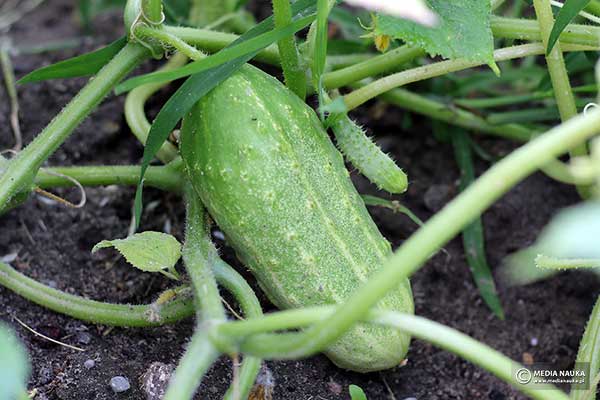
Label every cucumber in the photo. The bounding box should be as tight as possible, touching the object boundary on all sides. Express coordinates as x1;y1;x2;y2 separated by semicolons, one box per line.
180;64;414;372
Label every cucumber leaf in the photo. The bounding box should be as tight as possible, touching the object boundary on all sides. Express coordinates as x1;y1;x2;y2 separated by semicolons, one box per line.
93;231;182;279
547;0;591;55
372;0;496;70
0;324;29;400
133;0;319;228
18;36;127;84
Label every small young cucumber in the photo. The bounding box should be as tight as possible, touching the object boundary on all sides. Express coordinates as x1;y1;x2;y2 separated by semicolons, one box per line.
331;116;408;194
180;64;414;372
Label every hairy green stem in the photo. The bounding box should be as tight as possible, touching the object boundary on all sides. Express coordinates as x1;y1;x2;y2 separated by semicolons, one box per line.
182;187;225;322
35;163;184;193
124;53;185;163
0;261;194;326
142;0;163;24
0;43;148;209
491;16;600;48
220;107;600;365
163;187;226;400
162;25;281;65
163;333;220;400
343;43;597;111
272;0;306;99
166;24;419;88
135;25;205;60
214;258;263;400
532;0;579;121
535;255;600;270
216;307;568;400
1;47;22;150
533;0;589;197
322;46;425;90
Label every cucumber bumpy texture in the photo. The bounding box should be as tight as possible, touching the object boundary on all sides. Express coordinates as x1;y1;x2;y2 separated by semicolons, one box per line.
180;64;414;372
332;115;408;194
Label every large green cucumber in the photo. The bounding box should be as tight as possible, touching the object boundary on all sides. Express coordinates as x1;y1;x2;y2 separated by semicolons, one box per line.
180;64;414;372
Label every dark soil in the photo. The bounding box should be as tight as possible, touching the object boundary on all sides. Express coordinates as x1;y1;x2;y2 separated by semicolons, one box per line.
1;2;598;399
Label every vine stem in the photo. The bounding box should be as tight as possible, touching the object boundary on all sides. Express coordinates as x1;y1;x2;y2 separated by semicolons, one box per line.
215;107;600;366
343;43;597;111
135;25;205;60
535;255;600;270
34;163;184;193
124;53;185;164
532;0;590;197
215;307;569;400
0;261;194;326
0;46;22;151
163;186;227;400
322;45;424;90
491;16;600;48
141;0;163;24
272;0;306;99
0;43;149;209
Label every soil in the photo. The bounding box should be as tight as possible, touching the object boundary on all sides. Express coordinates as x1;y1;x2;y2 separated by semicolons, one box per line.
1;1;598;400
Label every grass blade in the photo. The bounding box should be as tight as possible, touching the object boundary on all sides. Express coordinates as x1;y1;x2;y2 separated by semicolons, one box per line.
18;36;127;84
547;0;591;54
115;14;315;94
452;129;505;319
134;0;319;227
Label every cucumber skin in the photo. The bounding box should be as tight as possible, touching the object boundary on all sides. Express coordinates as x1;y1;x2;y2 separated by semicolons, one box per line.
180;65;414;372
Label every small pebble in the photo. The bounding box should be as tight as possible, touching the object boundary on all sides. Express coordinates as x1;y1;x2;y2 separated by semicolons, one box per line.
77;332;91;345
141;362;174;400
403;397;418;400
84;359;95;369
212;230;225;241
110;376;131;393
530;337;538;346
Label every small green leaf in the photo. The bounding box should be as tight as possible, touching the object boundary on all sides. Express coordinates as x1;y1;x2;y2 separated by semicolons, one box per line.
0;323;29;400
18;36;127;84
349;384;368;400
373;0;496;68
547;0;591;55
93;232;182;278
